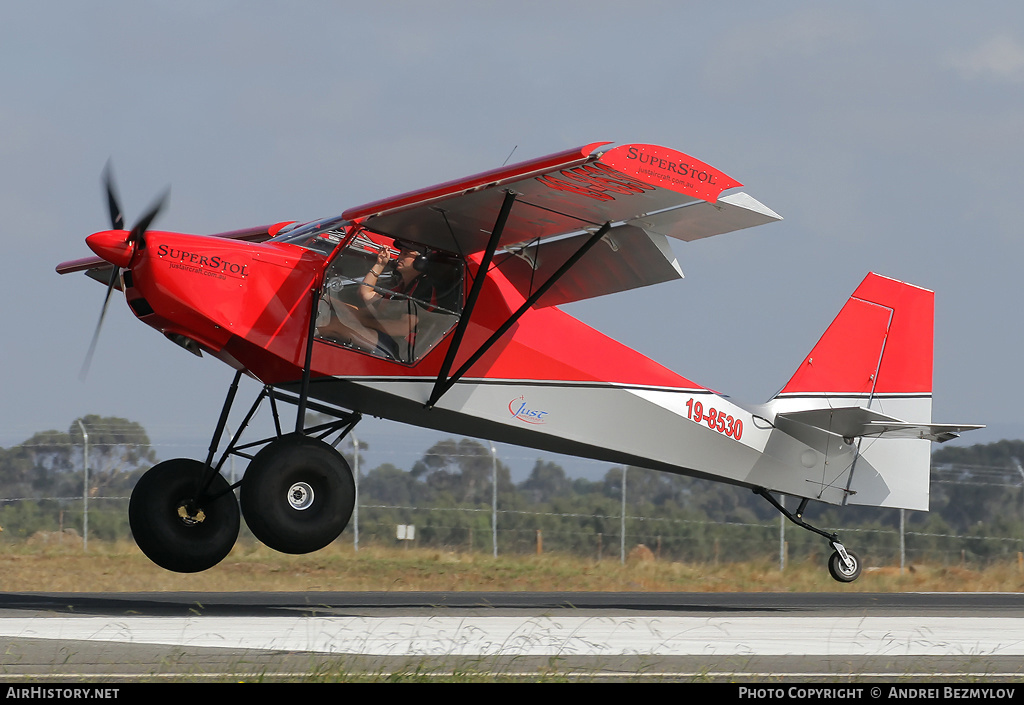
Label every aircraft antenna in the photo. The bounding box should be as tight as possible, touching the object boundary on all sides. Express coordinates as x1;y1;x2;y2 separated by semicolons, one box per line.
502;145;518;166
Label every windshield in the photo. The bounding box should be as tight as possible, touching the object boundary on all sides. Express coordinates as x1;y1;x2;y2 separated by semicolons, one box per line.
315;231;464;364
268;215;350;255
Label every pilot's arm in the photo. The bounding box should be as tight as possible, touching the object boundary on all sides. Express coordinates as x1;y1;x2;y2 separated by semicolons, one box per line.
359;247;391;303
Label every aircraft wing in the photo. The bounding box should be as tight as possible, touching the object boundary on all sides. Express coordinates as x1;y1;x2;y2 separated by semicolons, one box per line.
343;143;781;295
493;223;683;307
777;407;985;443
492;191;782;306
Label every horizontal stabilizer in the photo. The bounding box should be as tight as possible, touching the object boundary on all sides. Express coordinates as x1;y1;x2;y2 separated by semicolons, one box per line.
777;407;984;443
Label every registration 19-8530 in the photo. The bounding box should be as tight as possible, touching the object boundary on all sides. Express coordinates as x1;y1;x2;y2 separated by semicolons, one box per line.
685;398;743;440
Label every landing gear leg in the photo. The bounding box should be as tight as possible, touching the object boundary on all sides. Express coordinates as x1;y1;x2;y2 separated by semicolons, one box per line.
128;353;365;571
206;378;361;555
755;488;862;583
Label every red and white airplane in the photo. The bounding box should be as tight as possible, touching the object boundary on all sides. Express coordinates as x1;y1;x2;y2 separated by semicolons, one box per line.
58;141;982;580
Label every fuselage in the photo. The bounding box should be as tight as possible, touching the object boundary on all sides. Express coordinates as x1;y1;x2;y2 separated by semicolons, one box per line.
97;222;820;497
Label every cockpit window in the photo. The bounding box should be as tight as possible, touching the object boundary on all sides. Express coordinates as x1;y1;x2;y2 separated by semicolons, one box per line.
315;231;463;364
268;215;349;255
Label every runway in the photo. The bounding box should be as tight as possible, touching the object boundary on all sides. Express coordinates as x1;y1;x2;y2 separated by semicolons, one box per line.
0;592;1022;681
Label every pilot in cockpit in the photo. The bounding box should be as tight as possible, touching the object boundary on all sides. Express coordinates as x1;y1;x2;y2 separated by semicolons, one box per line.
317;240;437;360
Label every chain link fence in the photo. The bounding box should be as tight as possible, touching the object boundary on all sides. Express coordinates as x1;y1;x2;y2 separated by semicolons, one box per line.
4;485;1021;571
3;429;1023;569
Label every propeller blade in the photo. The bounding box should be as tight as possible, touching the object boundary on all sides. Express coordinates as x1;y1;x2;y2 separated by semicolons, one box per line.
79;265;120;380
102;162;124;231
127;189;169;250
80;166;169;380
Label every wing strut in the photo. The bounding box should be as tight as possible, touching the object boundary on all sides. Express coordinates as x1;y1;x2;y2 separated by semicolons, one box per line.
296;281;323;433
426;219;612;408
426;190;518;406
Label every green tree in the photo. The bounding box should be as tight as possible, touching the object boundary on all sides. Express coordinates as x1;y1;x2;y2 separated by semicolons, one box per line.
0;415;155;500
932;439;1024;468
66;415;157;497
518;459;572;503
411;438;513;505
361;462;426;506
0;415;156;541
0;429;74;497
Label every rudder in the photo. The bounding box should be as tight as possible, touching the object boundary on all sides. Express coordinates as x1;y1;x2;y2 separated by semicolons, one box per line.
777;272;933;400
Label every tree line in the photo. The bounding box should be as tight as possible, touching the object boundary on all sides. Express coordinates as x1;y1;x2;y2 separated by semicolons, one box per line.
2;417;1022;565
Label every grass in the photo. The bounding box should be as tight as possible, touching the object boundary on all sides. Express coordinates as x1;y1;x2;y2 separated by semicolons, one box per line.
1;540;1021;682
1;539;1022;593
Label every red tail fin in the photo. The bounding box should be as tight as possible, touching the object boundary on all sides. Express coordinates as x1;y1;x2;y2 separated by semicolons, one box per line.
777;273;934;398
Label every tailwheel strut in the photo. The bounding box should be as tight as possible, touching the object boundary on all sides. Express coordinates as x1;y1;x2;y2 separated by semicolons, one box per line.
755;488;862;583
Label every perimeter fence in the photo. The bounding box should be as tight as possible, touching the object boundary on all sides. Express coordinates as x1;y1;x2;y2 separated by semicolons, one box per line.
2;474;1022;570
349;502;1024;569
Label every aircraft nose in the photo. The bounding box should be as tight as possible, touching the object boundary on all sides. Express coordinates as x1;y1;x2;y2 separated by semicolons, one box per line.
86;229;133;268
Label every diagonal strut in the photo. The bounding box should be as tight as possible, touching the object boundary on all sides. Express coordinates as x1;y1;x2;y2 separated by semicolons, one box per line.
426;220;612;408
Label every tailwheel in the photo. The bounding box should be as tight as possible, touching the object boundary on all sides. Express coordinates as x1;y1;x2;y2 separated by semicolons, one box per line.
129;459;240;573
828;547;862;583
755;489;864;583
239;433;355;554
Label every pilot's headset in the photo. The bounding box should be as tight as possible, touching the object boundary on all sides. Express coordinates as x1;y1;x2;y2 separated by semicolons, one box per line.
394;239;432;272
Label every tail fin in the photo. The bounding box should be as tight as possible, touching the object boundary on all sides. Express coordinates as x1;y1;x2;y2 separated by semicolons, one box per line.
777;272;933;401
768;273;979;510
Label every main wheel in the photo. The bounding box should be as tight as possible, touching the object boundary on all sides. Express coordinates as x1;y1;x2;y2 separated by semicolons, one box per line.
129;459;240;573
828;549;862;583
239;434;355;554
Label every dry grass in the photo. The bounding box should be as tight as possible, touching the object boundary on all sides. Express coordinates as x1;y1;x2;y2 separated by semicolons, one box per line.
1;539;1023;593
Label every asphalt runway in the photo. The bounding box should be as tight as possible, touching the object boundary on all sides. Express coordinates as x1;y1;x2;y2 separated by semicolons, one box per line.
0;591;1022;681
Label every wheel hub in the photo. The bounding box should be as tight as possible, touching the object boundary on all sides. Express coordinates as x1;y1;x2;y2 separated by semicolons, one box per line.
176;501;206;525
287;482;315;511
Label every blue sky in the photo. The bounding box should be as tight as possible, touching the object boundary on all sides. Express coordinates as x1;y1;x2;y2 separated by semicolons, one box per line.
3;2;1022;479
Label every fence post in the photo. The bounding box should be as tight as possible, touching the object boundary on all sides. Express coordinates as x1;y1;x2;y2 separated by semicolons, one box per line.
352;433;359;552
490;442;498;558
1014;459;1024;558
76;420;89;553
899;508;905;574
779;494;785;571
620;467;627;564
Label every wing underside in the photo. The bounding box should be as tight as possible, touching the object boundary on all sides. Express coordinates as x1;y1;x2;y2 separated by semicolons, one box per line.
346;143;781;304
